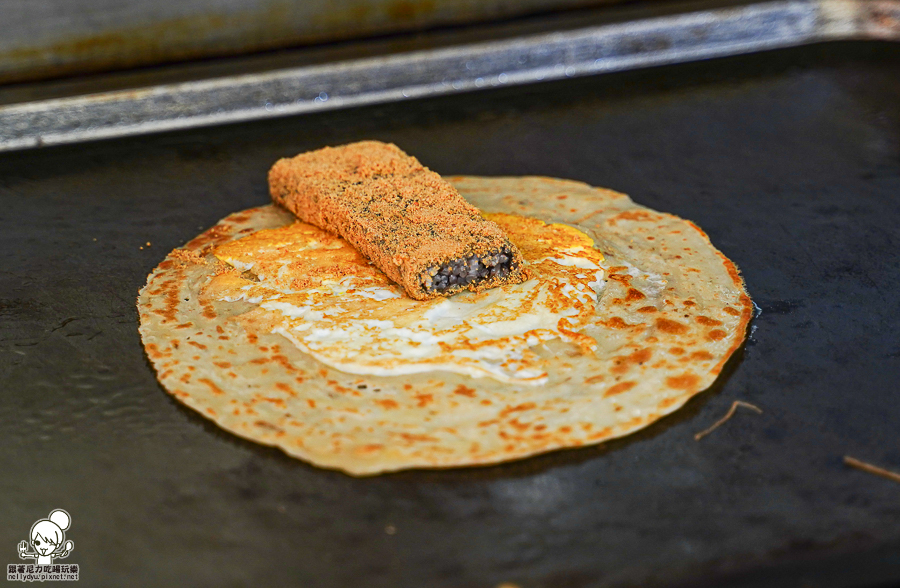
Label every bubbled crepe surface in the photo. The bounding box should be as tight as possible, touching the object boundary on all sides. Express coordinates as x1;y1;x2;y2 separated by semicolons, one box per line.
137;177;752;476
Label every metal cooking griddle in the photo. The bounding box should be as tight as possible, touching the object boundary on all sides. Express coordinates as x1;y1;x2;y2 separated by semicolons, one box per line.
2;0;899;151
2;19;900;588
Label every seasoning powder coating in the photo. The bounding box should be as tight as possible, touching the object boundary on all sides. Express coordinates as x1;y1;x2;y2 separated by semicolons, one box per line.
268;141;530;300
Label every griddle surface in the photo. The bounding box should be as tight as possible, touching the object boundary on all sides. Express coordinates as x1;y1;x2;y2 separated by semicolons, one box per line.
2;42;900;588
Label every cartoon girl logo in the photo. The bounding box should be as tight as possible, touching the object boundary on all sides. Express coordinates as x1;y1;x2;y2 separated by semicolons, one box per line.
17;509;74;565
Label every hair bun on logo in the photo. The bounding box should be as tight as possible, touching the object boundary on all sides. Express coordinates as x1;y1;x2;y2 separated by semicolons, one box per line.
48;510;70;531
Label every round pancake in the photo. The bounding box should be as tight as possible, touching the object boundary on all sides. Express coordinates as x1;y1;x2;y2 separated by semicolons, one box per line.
137;176;752;475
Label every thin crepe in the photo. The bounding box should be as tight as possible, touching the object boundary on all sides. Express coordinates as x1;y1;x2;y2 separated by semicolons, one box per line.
138;176;752;475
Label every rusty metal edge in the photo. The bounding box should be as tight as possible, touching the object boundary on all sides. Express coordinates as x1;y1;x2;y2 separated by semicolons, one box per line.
0;0;897;152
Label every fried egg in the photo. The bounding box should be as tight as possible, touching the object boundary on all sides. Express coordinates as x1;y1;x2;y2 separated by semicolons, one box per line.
206;213;605;384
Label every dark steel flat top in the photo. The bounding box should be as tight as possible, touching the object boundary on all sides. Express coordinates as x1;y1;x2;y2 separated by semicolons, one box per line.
2;42;900;588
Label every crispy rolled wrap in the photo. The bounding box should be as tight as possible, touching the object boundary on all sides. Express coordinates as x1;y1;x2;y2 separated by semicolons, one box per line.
268;141;529;300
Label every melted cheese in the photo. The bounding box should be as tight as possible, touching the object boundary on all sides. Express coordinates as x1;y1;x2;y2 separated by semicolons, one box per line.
209;213;605;384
